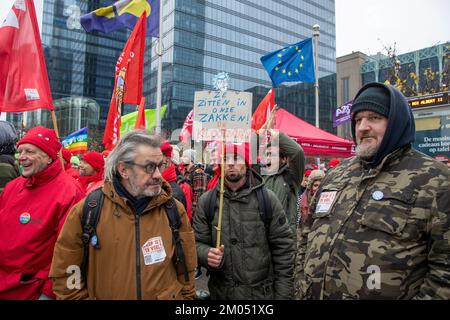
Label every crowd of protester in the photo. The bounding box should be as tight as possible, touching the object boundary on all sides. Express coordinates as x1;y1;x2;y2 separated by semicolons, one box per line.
0;83;448;300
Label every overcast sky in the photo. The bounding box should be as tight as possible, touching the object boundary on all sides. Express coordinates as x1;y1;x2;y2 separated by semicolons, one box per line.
336;0;450;57
1;0;449;58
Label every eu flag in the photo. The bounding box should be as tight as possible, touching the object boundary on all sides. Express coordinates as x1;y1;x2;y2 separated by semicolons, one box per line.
80;0;159;37
260;38;315;87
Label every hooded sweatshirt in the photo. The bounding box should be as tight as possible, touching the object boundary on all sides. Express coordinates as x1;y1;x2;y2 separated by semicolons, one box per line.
351;82;416;167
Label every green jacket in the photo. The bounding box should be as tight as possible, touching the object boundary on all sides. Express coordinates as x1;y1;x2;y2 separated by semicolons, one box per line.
0;155;19;193
297;146;450;299
193;170;295;299
263;132;305;238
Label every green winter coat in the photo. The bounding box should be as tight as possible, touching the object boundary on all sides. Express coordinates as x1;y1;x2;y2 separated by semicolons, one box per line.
263;132;304;239
193;170;295;299
0;155;19;193
297;146;450;299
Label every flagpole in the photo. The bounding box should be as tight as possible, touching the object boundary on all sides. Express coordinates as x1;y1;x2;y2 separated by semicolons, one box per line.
51;110;65;170
313;24;321;167
312;24;320;128
155;0;164;135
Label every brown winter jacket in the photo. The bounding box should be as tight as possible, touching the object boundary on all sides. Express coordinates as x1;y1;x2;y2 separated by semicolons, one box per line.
49;180;197;300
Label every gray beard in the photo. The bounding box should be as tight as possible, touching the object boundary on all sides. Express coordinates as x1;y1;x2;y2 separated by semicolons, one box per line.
355;143;379;161
129;181;162;199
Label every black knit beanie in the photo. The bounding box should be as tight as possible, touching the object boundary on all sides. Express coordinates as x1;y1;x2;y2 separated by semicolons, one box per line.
351;85;390;119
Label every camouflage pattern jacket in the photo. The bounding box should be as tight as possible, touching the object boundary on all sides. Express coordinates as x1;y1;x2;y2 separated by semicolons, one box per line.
297;146;450;299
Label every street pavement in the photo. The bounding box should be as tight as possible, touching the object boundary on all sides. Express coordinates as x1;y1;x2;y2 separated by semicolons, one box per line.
195;267;210;300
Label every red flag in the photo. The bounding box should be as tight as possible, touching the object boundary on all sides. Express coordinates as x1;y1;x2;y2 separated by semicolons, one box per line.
135;97;146;129
251;88;275;131
0;0;54;112
180;109;193;144
103;13;146;151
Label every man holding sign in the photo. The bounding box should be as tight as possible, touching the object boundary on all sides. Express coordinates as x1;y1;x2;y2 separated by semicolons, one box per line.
193;143;295;299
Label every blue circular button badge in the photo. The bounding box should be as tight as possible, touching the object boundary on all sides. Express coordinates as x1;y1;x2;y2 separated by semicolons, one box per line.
19;212;31;224
372;191;384;201
90;235;98;247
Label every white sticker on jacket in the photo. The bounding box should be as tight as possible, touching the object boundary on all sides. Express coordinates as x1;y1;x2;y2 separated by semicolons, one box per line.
142;236;166;265
315;191;338;213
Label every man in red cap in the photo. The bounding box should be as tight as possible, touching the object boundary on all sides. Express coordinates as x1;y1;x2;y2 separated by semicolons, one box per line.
193;142;295;299
160;141;191;221
61;148;80;181
79;151;104;195
0;126;85;300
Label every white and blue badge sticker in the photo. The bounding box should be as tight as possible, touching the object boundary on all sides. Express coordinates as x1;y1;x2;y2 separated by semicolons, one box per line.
372;191;384;201
19;212;31;224
142;236;166;266
315;191;338;213
90;235;98;247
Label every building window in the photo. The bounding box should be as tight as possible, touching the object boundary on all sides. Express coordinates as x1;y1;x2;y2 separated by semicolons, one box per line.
342;77;349;102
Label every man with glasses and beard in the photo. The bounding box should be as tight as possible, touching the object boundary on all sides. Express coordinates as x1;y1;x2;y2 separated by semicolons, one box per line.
50;131;197;300
297;83;450;300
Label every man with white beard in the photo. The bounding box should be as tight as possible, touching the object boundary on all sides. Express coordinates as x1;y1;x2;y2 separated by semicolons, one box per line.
50;131;197;299
296;82;450;300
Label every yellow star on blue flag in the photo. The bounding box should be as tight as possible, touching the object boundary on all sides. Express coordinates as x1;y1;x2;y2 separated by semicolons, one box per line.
260;38;315;87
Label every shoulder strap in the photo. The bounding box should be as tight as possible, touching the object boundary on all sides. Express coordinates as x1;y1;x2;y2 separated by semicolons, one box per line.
165;198;189;282
256;186;272;226
206;189;217;225
206;185;272;227
80;188;104;279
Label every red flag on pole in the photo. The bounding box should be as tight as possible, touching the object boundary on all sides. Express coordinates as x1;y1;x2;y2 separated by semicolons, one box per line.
0;0;54;112
251;88;275;131
180;109;193;144
103;13;146;151
135;97;146;129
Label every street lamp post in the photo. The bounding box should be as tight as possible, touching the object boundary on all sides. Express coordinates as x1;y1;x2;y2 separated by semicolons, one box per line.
312;24;320;128
155;1;164;135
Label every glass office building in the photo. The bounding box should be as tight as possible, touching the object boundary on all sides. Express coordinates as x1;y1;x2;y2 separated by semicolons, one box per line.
8;0;128;137
145;0;336;133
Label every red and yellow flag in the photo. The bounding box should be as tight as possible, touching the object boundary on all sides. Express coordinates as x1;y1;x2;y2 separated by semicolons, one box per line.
103;13;146;150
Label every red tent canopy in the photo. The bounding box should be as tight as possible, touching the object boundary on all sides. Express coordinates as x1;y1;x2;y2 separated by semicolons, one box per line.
274;108;355;158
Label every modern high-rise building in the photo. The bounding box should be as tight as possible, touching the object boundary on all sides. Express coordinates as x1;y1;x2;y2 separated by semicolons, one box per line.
8;0;336;137
145;0;337;133
7;0;127;137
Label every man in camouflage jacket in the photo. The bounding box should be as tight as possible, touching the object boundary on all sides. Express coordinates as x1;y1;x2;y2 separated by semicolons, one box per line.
297;82;450;299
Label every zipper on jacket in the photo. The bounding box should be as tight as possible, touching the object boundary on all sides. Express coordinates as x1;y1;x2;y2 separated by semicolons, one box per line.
135;213;142;300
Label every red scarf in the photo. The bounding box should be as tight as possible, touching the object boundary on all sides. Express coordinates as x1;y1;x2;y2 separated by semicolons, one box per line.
162;164;177;183
79;170;104;192
207;166;221;190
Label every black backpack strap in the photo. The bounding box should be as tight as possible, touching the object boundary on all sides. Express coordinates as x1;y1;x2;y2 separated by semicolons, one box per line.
206;188;217;226
256;186;273;227
165;198;189;282
80;188;104;279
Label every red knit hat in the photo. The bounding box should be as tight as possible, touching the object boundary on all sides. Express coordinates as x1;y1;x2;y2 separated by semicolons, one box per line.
17;126;62;160
328;158;341;168
304;169;312;177
160;141;173;158
101;150;110;158
62;148;72;163
81;151;105;173
222;142;251;166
